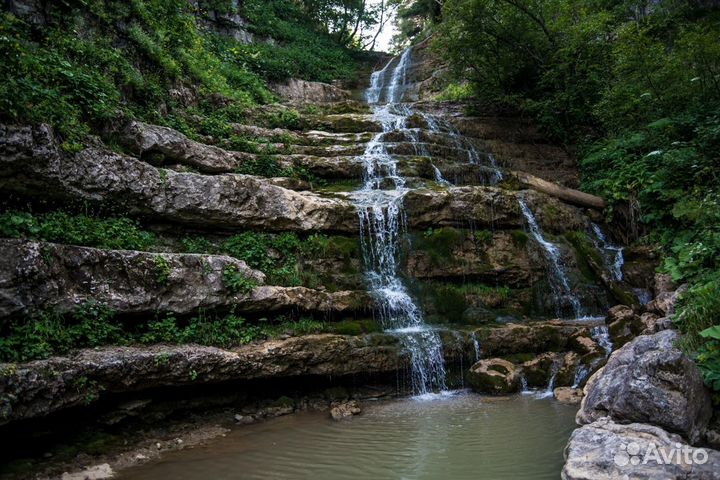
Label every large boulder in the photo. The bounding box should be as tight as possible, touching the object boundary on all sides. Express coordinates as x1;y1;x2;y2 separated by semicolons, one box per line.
563;417;720;480
467;358;521;394
577;330;712;443
119;120;250;173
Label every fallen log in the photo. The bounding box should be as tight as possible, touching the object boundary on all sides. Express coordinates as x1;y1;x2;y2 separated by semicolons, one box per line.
512;170;606;209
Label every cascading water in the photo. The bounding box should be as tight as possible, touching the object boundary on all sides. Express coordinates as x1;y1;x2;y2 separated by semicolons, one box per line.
354;48;447;395
517;198;584;319
470;332;481;362
590;223;624;282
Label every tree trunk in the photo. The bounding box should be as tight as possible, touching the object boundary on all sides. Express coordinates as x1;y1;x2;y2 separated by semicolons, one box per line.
512;170;606;210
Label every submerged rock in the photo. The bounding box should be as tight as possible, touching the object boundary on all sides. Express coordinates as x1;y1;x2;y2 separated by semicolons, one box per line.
577;330;712;444
330;400;361;420
562;417;720;480
467;358;521;395
554;387;583;405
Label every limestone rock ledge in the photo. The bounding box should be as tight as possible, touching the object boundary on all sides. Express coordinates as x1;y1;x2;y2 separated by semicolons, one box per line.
0;124;357;233
0;239;371;322
0;334;405;425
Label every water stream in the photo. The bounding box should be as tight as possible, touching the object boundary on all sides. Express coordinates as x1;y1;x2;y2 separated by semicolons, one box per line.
591;222;624;282
517;198;584;319
353;48;447;395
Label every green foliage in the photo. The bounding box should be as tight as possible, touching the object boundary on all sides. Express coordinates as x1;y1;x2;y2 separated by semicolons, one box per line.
510;230;529;248
184;311;260;347
265;108;302;130
0;210;156;251
436;1;720;143
263;317;327;337
432;285;467;323
222;265;257;294
154;256;172;285
141;310;260;348
417;227;465;264
234;0;360;83
436;83;474;102
696;322;720;394
0;303;120;362
473;229;493;246
329;319;381;335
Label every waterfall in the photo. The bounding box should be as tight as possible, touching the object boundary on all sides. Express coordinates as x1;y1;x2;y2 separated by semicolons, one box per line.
590;223;624;282
354;48;447;396
517;198;584;319
420;112;503;184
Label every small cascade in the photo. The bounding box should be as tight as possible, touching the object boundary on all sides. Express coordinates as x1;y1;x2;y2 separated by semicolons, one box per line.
591;223;624;282
517;198;583;319
354;48;447;395
432;164;452;186
520;374;530;393
591;325;613;356
571;365;590;388
470;332;481;362
420;112;503;184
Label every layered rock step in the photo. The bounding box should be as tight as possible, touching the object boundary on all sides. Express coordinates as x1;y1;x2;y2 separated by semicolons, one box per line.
0;124;594;234
0;239;371;322
0;320;601;425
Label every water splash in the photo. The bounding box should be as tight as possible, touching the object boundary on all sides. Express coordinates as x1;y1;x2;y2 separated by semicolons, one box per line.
354;49;447;395
517;198;583;319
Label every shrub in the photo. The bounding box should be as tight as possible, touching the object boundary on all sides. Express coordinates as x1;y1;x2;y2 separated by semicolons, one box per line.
222;265;257;294
0;210;156;251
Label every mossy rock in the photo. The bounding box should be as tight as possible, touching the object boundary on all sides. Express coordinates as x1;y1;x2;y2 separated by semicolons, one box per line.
467;358;521;395
330;319;381;335
269;395;295;409
510;230;529;247
565;230;604;282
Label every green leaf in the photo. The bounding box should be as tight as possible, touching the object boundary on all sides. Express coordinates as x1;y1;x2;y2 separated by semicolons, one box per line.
700;326;720;340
